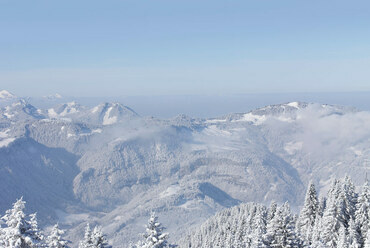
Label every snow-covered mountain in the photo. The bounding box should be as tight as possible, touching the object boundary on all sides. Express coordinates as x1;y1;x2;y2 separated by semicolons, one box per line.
47;101;86;120
44;93;63;100
0;91;369;247
0;90;16;100
45;102;138;125
86;102;139;125
0;90;21;109
0;99;45;122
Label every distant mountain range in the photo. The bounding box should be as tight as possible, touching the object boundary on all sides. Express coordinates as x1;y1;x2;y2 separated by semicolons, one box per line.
0;90;369;247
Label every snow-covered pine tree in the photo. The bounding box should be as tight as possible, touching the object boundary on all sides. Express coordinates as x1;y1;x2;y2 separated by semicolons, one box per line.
0;224;4;247
310;213;322;245
337;177;358;229
343;176;358;221
267;201;277;222
224;226;233;248
337;189;350;226
241;209;253;247
265;205;280;246
310;215;327;248
337;224;349;248
327;179;341;205
281;203;301;248
0;197;44;248
265;202;300;248
321;187;341;247
318;196;327;217
296;181;319;245
79;223;93;248
232;214;246;248
348;218;361;248
310;240;327;248
251;206;267;248
137;212;169;248
29;213;44;247
355;180;370;246
364;230;370;248
47;224;69;248
91;226;111;248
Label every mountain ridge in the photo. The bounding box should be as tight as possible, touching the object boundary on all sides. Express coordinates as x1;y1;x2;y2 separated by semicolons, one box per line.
0;92;368;246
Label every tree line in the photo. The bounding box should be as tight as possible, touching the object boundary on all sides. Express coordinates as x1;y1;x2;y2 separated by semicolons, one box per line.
180;176;370;247
1;176;369;247
0;198;170;248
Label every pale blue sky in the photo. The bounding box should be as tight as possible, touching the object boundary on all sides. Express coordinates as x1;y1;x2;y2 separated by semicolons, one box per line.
1;0;370;97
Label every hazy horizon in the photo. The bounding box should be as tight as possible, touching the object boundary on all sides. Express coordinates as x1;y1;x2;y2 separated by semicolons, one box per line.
21;91;370;118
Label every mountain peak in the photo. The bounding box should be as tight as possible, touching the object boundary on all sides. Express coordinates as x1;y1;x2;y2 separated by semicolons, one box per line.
95;102;139;125
44;93;63;100
0;90;16;99
286;101;300;108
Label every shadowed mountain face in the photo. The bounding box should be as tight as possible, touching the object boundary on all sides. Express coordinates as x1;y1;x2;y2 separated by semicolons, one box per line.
198;182;241;207
0;137;80;224
0;93;369;247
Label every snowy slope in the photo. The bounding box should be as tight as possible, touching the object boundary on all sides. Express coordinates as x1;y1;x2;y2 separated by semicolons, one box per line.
0;94;369;247
0;137;80;224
